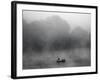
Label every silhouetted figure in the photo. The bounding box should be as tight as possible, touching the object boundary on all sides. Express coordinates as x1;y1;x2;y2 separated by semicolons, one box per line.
56;57;66;63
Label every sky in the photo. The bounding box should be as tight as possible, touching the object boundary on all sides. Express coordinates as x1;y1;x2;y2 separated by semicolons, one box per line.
23;10;91;30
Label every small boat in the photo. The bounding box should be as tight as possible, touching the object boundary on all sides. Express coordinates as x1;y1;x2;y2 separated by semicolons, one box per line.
56;57;66;63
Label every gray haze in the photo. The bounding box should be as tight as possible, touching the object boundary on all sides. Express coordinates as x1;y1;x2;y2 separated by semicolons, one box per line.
23;10;91;69
23;10;91;30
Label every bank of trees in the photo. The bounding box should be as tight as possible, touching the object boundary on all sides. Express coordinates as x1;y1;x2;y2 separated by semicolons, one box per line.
23;16;91;53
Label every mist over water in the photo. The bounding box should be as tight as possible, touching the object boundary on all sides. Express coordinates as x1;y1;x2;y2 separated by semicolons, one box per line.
23;11;91;69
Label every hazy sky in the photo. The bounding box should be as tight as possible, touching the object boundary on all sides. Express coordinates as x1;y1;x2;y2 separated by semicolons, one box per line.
23;10;91;30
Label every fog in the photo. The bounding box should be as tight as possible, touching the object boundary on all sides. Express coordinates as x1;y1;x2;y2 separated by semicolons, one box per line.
23;10;91;30
23;11;91;69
